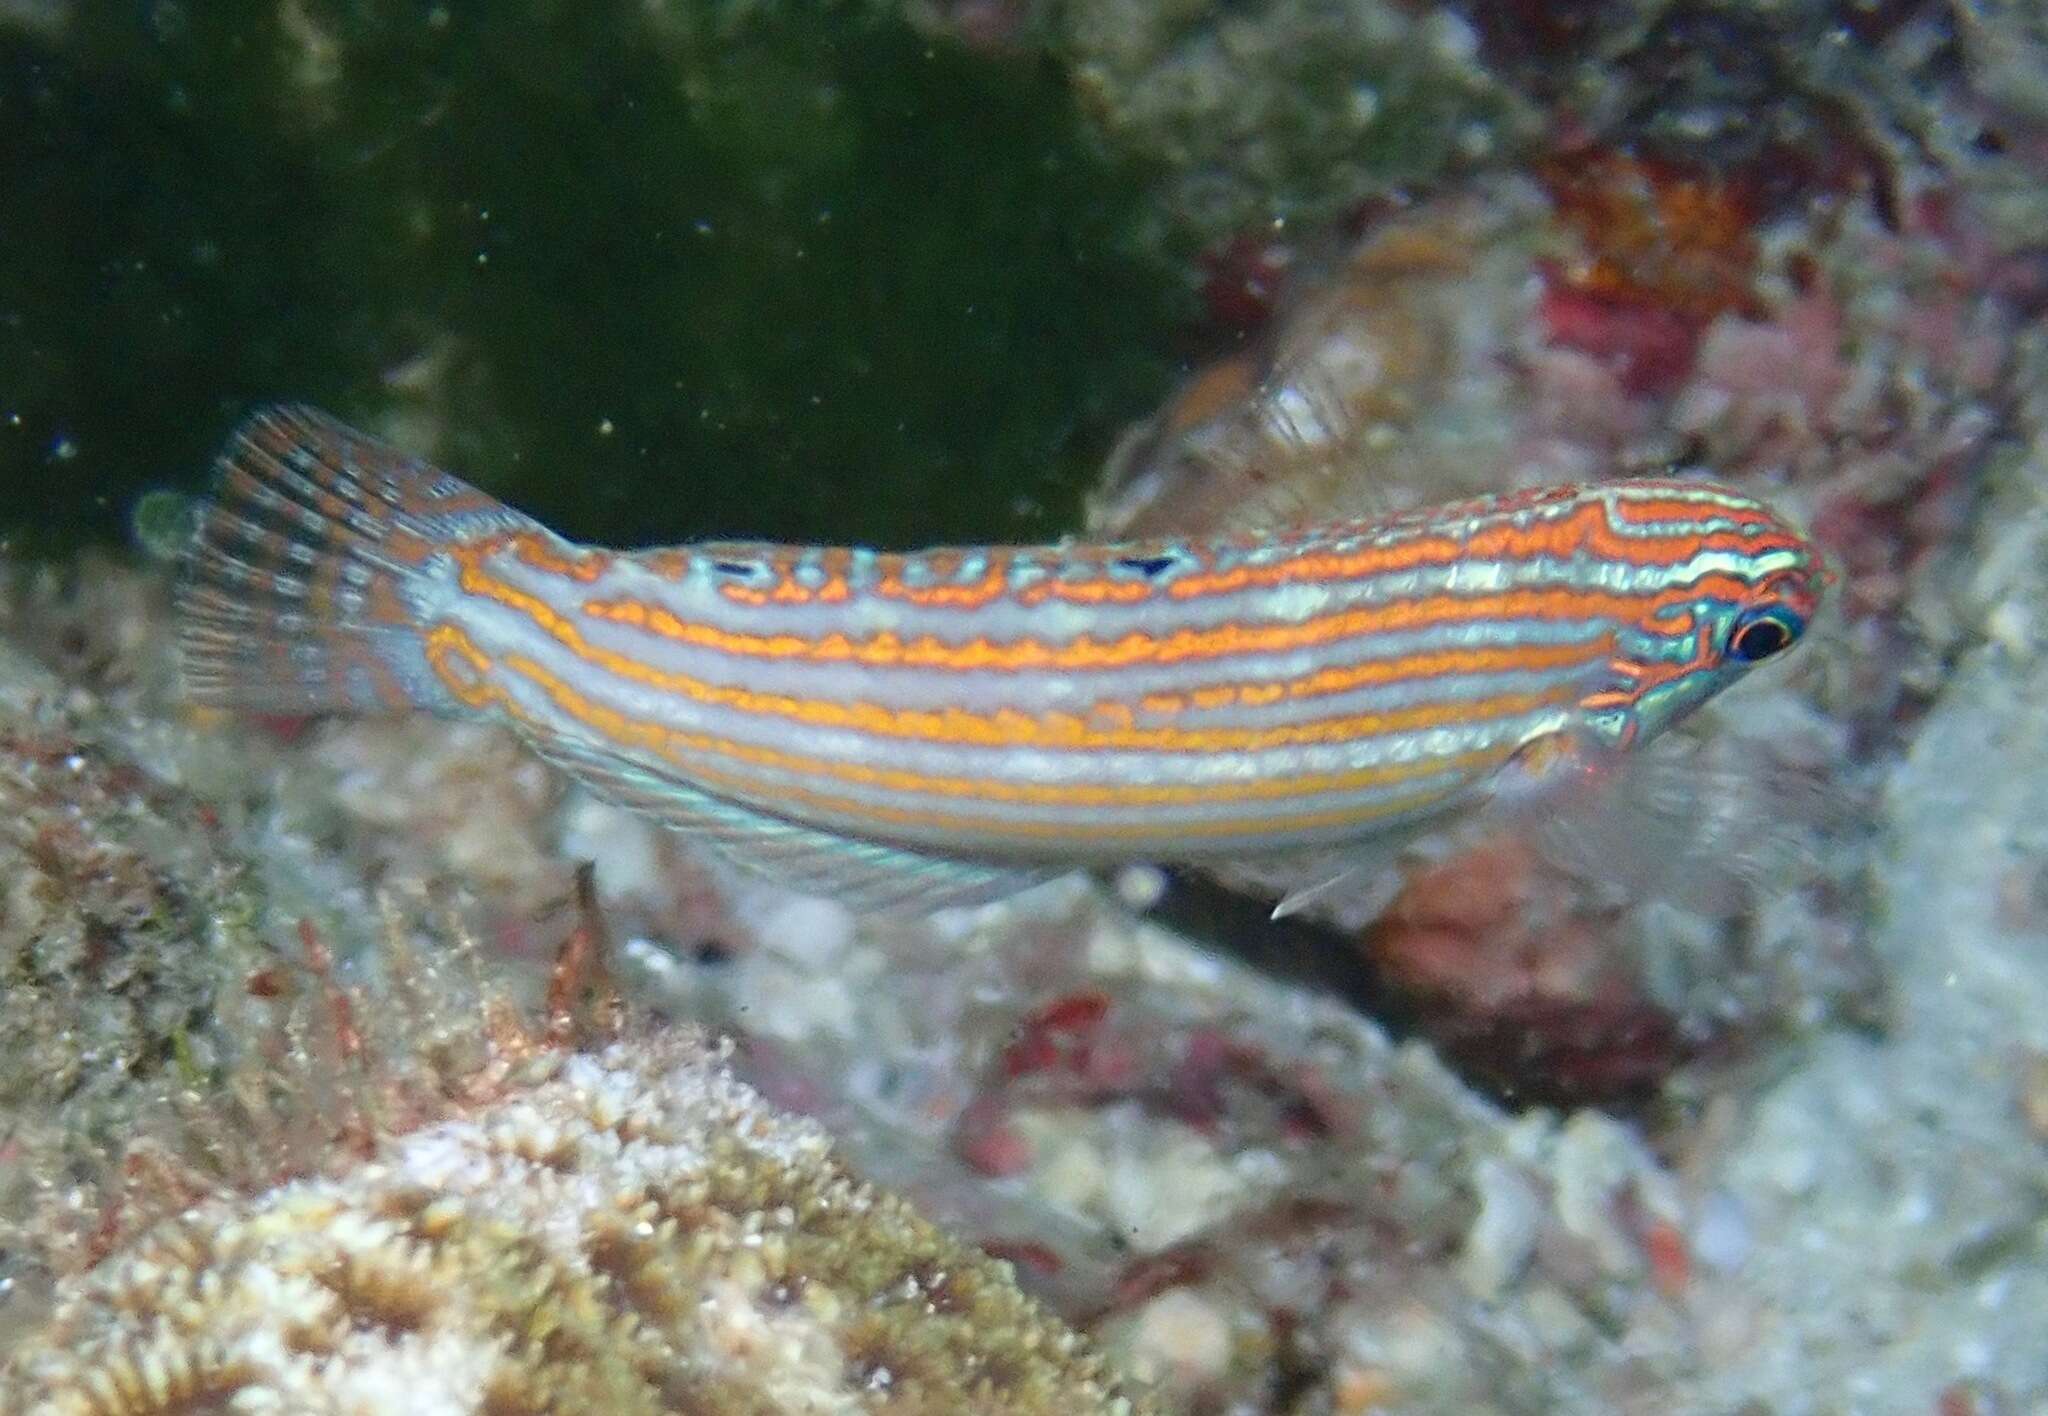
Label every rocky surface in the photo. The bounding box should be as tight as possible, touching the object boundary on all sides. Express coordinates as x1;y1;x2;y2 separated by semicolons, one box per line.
6;0;2048;1410
3;1035;1147;1415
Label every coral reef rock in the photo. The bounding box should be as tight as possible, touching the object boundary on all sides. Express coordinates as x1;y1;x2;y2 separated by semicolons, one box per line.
0;1035;1152;1416
1061;0;1534;241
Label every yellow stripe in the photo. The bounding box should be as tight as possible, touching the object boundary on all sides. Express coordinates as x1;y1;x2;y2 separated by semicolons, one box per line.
576;579;1746;672
448;626;1515;816
449;547;1584;752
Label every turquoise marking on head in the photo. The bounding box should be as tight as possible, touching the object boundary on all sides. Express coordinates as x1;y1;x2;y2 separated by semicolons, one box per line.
1578;493;1831;753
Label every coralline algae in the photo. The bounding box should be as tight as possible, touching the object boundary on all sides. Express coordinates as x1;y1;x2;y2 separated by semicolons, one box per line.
1;1036;1149;1415
0;576;1148;1416
8;0;2048;1408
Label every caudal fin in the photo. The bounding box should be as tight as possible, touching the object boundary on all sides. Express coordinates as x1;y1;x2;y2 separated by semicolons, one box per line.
175;405;529;717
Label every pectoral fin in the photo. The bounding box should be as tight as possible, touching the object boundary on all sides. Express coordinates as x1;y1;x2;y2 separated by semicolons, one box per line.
1269;854;1409;922
1200;837;1414;926
1509;728;1833;911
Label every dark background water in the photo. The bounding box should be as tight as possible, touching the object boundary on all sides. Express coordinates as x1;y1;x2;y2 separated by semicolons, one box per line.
0;2;1183;556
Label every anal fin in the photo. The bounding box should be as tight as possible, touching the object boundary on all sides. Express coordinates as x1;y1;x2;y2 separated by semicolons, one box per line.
528;732;1050;915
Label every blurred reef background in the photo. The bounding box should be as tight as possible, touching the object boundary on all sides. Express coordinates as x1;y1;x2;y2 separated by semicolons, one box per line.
1;0;1185;552
5;0;2048;1412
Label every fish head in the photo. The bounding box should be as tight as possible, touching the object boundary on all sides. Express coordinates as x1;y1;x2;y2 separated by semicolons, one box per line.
1573;481;1829;752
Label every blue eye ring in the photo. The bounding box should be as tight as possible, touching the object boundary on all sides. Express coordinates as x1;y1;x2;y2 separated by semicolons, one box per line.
1727;604;1804;663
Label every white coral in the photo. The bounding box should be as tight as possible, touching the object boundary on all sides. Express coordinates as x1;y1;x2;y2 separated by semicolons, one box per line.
3;1037;1146;1416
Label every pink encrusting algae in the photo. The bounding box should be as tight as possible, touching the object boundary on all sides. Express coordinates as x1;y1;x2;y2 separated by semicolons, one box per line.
174;407;1825;914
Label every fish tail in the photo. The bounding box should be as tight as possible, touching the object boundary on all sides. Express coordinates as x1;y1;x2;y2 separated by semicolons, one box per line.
175;405;525;718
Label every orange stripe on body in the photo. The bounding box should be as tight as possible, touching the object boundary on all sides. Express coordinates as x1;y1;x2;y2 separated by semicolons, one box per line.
705;547;857;605
1165;500;1803;600
578;572;1746;674
873;549;1013;608
449;545;1587;752
1136;638;1609;714
1015;575;1154;606
482;650;1497;838
508;533;610;583
1604;491;1768;527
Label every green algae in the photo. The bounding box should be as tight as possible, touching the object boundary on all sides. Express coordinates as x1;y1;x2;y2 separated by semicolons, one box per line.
0;1;1180;555
1058;0;1537;243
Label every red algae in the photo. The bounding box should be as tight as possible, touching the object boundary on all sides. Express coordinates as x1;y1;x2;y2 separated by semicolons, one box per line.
1361;837;1691;1108
1196;231;1299;335
1537;150;1762;396
11;0;2048;1404
1541;150;1763;320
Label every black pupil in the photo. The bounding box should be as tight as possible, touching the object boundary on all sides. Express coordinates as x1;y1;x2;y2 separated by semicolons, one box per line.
1734;616;1790;660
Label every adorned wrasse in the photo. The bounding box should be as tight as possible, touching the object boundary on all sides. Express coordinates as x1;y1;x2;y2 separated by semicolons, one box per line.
175;407;1826;914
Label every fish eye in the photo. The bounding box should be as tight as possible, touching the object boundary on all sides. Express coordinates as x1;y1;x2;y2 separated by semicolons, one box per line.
1727;604;1803;663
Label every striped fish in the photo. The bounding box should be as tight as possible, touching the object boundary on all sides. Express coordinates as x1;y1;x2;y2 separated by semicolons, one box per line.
175;406;1827;914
